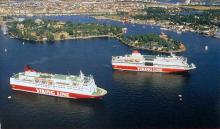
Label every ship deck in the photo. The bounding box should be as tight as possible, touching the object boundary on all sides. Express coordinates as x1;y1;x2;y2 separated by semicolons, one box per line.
13;72;88;82
92;88;107;96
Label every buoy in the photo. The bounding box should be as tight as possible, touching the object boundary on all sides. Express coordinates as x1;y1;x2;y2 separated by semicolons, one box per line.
178;94;183;102
205;45;208;51
8;96;11;99
4;48;7;52
23;42;25;45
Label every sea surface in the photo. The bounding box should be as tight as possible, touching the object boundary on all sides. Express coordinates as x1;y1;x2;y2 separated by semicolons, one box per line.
0;15;219;129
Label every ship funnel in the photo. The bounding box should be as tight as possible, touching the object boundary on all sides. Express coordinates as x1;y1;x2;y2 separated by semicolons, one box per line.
24;64;37;72
132;50;140;54
132;50;143;58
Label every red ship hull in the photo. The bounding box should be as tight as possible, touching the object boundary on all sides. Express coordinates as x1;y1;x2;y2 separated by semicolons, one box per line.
11;84;104;99
112;65;189;73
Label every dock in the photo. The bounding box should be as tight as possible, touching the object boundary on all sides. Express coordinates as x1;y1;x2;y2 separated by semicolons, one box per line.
0;21;8;35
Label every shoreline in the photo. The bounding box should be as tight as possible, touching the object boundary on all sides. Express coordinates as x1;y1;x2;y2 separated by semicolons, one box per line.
116;37;186;53
92;15;219;39
8;33;116;42
8;32;185;53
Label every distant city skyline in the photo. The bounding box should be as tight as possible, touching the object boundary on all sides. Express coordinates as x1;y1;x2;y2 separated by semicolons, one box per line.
5;0;220;2
158;0;220;4
3;0;220;4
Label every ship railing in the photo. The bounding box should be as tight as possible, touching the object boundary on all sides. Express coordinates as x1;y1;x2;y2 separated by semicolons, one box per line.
112;57;120;61
13;78;34;83
112;56;127;60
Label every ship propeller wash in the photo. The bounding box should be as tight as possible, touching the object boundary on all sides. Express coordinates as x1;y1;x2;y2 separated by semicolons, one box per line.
112;51;196;73
10;65;107;99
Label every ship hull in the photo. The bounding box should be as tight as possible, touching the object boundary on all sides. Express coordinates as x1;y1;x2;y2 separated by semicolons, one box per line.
112;65;191;73
11;84;105;99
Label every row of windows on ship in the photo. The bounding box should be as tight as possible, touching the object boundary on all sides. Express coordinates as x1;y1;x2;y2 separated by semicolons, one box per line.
115;58;186;65
34;82;95;92
15;80;90;90
114;57;179;63
117;58;186;63
18;78;85;87
35;83;89;90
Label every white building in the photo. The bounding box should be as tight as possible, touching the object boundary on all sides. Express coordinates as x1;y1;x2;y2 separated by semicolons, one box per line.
185;0;191;5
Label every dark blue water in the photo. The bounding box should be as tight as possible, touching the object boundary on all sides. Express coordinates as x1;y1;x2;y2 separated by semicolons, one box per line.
0;16;219;129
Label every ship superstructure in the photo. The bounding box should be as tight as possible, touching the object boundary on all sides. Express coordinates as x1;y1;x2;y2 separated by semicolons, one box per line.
10;66;107;99
112;51;196;73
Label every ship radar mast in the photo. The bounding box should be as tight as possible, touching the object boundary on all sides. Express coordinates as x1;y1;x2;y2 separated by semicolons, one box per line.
89;75;95;84
79;70;84;80
170;52;176;57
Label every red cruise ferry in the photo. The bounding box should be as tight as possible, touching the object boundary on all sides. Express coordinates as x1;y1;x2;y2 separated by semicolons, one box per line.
10;65;107;99
112;51;196;73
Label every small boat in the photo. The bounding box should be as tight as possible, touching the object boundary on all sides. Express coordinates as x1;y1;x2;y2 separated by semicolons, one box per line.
160;27;169;31
205;45;208;51
177;31;182;34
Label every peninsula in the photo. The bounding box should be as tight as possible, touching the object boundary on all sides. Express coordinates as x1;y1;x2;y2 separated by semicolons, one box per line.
7;19;124;42
7;18;185;53
119;33;185;53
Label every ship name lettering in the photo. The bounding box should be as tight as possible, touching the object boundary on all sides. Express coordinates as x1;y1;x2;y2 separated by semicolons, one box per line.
137;67;161;72
153;68;161;72
137;67;153;71
36;89;55;95
56;91;69;97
